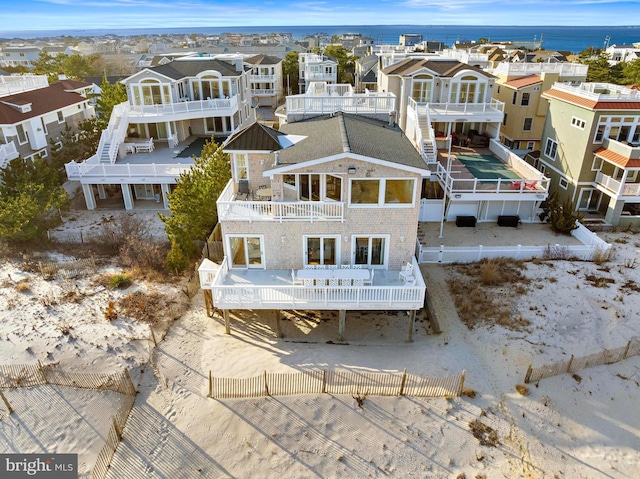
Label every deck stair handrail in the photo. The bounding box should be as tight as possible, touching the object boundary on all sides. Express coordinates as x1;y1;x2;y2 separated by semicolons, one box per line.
96;101;130;164
0;141;19;168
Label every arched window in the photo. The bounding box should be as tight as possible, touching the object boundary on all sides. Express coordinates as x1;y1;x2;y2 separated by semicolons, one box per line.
412;74;433;103
449;74;487;104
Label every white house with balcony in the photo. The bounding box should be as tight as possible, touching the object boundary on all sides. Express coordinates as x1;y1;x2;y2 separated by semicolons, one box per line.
276;81;396;125
244;54;283;108
378;58;549;225
538;82;640;226
199;112;428;341
298;53;337;93
65;56;253;210
0;75;94;169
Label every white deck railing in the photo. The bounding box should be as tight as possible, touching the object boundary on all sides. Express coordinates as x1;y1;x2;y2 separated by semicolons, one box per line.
65;155;192;180
128;97;238;118
217;181;344;222
250;74;276;82
285;93;396;115
252;89;276;96
428;99;505;116
595;172;640;197
199;257;425;310
435;162;550;196
0;75;49;96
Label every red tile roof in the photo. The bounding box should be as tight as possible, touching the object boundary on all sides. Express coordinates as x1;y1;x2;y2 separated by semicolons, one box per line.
594;147;640;168
543;88;640;110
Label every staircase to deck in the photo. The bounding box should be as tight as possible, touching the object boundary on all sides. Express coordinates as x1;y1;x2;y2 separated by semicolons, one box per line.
416;104;437;164
96;102;130;165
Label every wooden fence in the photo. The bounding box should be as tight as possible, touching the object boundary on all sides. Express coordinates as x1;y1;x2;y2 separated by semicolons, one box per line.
0;363;137;479
524;338;640;384
38;256;97;279
0;362;136;396
209;369;465;399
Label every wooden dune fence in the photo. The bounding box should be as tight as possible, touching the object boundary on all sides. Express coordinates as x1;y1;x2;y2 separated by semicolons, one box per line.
524;338;640;384
38;256;97;279
0;364;137;479
209;369;465;399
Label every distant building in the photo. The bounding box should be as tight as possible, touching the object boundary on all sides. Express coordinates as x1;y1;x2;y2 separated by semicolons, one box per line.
400;34;423;47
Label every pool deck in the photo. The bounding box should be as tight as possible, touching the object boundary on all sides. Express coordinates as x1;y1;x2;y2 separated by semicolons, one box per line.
436;145;516;181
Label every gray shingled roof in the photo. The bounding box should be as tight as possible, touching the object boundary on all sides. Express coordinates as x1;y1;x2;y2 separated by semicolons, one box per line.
245;54;282;65
224;122;285;152
149;59;240;80
268;113;426;171
382;58;493;79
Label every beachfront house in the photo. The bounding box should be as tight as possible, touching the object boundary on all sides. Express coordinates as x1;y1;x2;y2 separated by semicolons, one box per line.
378;58;550;225
493;62;588;156
199;112;427;341
65;55;253;210
0;74;94;169
534;82;640;226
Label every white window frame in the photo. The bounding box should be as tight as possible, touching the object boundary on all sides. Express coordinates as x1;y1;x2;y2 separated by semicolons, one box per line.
303;235;341;267
520;92;530;106
226;234;265;270
544;138;558;161
233;153;248;180
351;234;390;269
571;116;586;130
559;178;569;190
283;174;296;190
523;117;533;132
16;123;28;145
348;177;416;208
57;111;65;124
591;156;603;171
526;141;535;151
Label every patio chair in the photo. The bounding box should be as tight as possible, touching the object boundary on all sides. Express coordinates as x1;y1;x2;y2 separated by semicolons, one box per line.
238;180;249;195
399;262;414;283
363;270;374;286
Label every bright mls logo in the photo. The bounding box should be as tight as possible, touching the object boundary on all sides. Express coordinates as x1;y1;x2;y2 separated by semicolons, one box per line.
0;454;77;478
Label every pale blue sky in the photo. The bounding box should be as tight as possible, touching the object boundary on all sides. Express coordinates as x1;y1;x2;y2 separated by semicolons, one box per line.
1;0;638;32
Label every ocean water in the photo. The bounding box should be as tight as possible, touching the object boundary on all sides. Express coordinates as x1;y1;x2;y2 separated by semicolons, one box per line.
2;25;640;54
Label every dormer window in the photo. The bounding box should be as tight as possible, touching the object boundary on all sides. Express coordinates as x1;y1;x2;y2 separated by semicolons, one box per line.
412;74;434;103
449;74;487;104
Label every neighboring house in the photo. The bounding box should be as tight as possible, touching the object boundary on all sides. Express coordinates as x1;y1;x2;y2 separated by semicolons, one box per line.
535;82;640;226
65;56;253;210
275;82;396;126
354;54;378;93
199;112;428;339
244;54;283;108
605;44;640;65
493;62;588;156
399;34;423;47
379;58;549;223
0;76;94;168
1;47;42;69
298;53;337;92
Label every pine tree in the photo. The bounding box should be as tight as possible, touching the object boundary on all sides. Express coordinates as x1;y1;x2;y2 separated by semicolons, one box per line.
159;138;231;269
0;157;68;242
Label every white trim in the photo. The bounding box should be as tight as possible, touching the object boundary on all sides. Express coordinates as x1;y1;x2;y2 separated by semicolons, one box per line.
302;235;341;266
265;152;429;176
351;234;390;269
559;177;569;189
544;138;558;161
348;177;417;208
571;116;586;130
16;123;28;145
225;234;265;269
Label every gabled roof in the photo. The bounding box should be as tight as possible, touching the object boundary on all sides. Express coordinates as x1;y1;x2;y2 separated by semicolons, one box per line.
145;59;240;80
245;54;282;65
0;82;87;125
504;74;542;89
53;79;91;92
381;58;493;79
594;147;640;168
268;113;427;171
224;122;285;152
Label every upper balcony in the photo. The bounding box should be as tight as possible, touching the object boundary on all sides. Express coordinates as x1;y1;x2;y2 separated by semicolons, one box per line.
250;74;277;83
492;62;588;80
252;88;277;97
306;71;336;83
217;180;344;223
198;256;425;311
424;99;504;123
0;75;48;97
593;138;640;200
548;82;640;102
127;96;239;123
0;141;19;168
